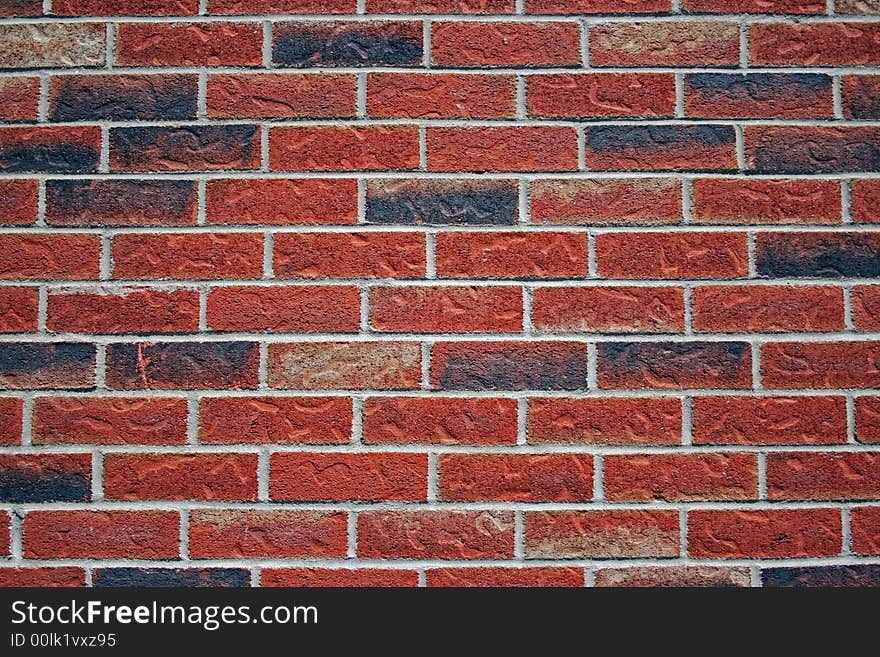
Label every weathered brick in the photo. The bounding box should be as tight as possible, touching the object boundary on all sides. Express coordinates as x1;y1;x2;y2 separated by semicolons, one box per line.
756;232;880;278
598;341;752;390
363;396;518;445
207;285;360;332
0;454;91;502
762;341;880;389
686;73;832;118
110;126;261;172
207;73;355;119
693;285;844;332
274;21;422;67
591;22;740;66
358;510;514;559
852;507;880;555
526;510;680;558
693;395;847;445
691;178;841;225
528;397;682;445
0;24;105;68
0;180;38;225
0;286;38;332
751;22;880;66
50;74;197;121
428;127;579;172
427;567;584;587
746;126;880;173
371;285;523;333
104;453;258;500
54;0;199;14
24;510;180;559
0;127;100;173
366;179;518;226
596;232;748;279
269;341;422;389
688;509;841;558
439;454;593;501
207;178;357;225
271;126;419;171
368;73;515;119
763;565;880;587
33;397;188;445
431;341;589;390
116;22;262;66
530;179;682;225
47;288;200;334
683;0;824;12
273;232;425;279
45;180;197;227
595;566;751;587
189;509;347;558
270;452;427;501
200;396;352;444
94;568;249;588
604;453;758;501
0;398;22;445
528;73;676;119
0;342;96;390
435;232;587;278
262;568;418;587
212;0;357;12
768;452;880;500
370;0;513;10
842;75;880;119
112;233;263;280
432;22;580;67
532;286;685;333
0;76;39;121
584;125;737;171
106;341;260;390
838;0;880;11
0;0;42;16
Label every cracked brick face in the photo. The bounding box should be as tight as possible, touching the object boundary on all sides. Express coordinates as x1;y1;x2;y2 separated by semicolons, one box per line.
0;2;877;591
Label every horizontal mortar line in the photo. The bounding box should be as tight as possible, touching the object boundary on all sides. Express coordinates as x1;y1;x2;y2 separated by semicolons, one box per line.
3;556;880;569
1;445;877;455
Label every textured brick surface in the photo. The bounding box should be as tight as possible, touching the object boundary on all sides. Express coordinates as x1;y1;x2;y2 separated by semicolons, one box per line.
1;3;878;590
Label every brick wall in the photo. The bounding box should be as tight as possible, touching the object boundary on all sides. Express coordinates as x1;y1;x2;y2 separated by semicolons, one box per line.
0;0;879;588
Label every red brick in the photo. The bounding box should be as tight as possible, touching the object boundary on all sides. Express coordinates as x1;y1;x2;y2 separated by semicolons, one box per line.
33;397;188;445
762;342;880;389
0;512;7;556
688;509;842;558
528;0;669;13
853;286;880;331
270;452;427;501
0;127;100;174
768;452;880;501
604;453;758;502
427;127;578;172
0;398;22;445
212;0;357;12
0;0;42;16
112;233;263;280
530;178;682;225
208;73;355;119
370;285;523;333
368;73;515;119
693;285;843;332
692;178;841;224
269;341;422;390
693;396;847;445
591;22;740;66
200;396;352;445
106;342;260;391
432;21;580;67
0;180;38;225
207;285;360;332
110;126;260;172
427;567;584;587
852;507;880;555
24;511;179;559
0;286;38;332
189;509;347;558
369;0;514;10
0;76;38;121
116;22;262;66
273;232;425;279
435;232;587;278
104;453;258;501
585;125;737;171
841;75;880;119
439;454;592;501
0;234;100;280
595;566;751;587
528;397;682;445
525;510;680;558
685;73;833;118
751;22;880;66
528;73;675;119
358;510;514;559
683;0;824;12
270;126;419;171
207;178;357;226
596;232;748;279
363;396;517;445
0;24;105;69
858;396;880;444
852;180;880;223
47;288;200;334
533;286;684;333
54;0;199;14
0;568;86;587
262;568;418;587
